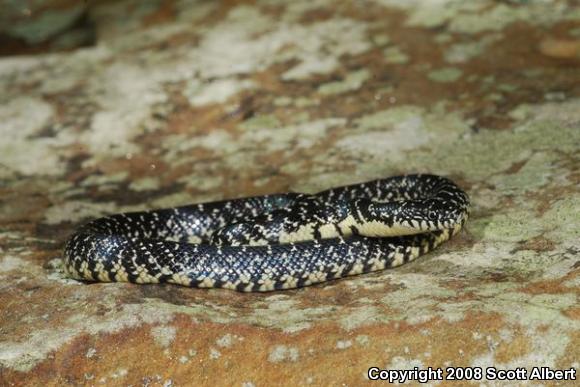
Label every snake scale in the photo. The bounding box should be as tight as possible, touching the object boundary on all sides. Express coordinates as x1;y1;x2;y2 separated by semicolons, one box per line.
64;174;470;292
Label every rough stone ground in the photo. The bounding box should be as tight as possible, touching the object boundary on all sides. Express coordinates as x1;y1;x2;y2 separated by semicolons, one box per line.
0;0;579;386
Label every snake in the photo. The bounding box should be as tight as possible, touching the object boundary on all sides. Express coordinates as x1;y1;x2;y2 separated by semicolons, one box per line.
63;174;470;292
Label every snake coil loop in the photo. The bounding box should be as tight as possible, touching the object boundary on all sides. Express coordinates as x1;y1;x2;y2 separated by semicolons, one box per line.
64;174;470;292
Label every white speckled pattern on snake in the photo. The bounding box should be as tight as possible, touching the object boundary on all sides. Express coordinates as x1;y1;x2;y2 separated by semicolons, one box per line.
63;174;470;292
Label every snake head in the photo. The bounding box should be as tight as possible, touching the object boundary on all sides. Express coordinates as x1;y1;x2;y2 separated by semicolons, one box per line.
417;197;470;229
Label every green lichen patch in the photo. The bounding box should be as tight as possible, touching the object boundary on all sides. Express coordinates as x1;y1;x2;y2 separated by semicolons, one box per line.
383;46;409;64
408;101;580;179
489;152;556;195
239;114;282;131
129;177;161;192
427;67;463;83
317;69;370;95
43;201;122;226
150;325;177;348
335;104;469;166
240;118;345;152
0;97;68;177
81;171;129;189
543;195;580;242
444;34;502;63
389;0;580;34
372;34;391;46
185;78;256;107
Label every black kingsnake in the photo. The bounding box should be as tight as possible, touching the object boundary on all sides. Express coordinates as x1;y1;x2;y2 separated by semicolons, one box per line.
64;174;470;292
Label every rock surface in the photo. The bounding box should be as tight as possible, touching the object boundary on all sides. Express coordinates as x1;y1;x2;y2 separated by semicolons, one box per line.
1;0;579;385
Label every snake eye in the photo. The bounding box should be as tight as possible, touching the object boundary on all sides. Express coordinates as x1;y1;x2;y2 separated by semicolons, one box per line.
427;211;438;221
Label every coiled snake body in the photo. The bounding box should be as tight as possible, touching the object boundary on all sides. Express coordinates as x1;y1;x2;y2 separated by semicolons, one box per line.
64;174;470;292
